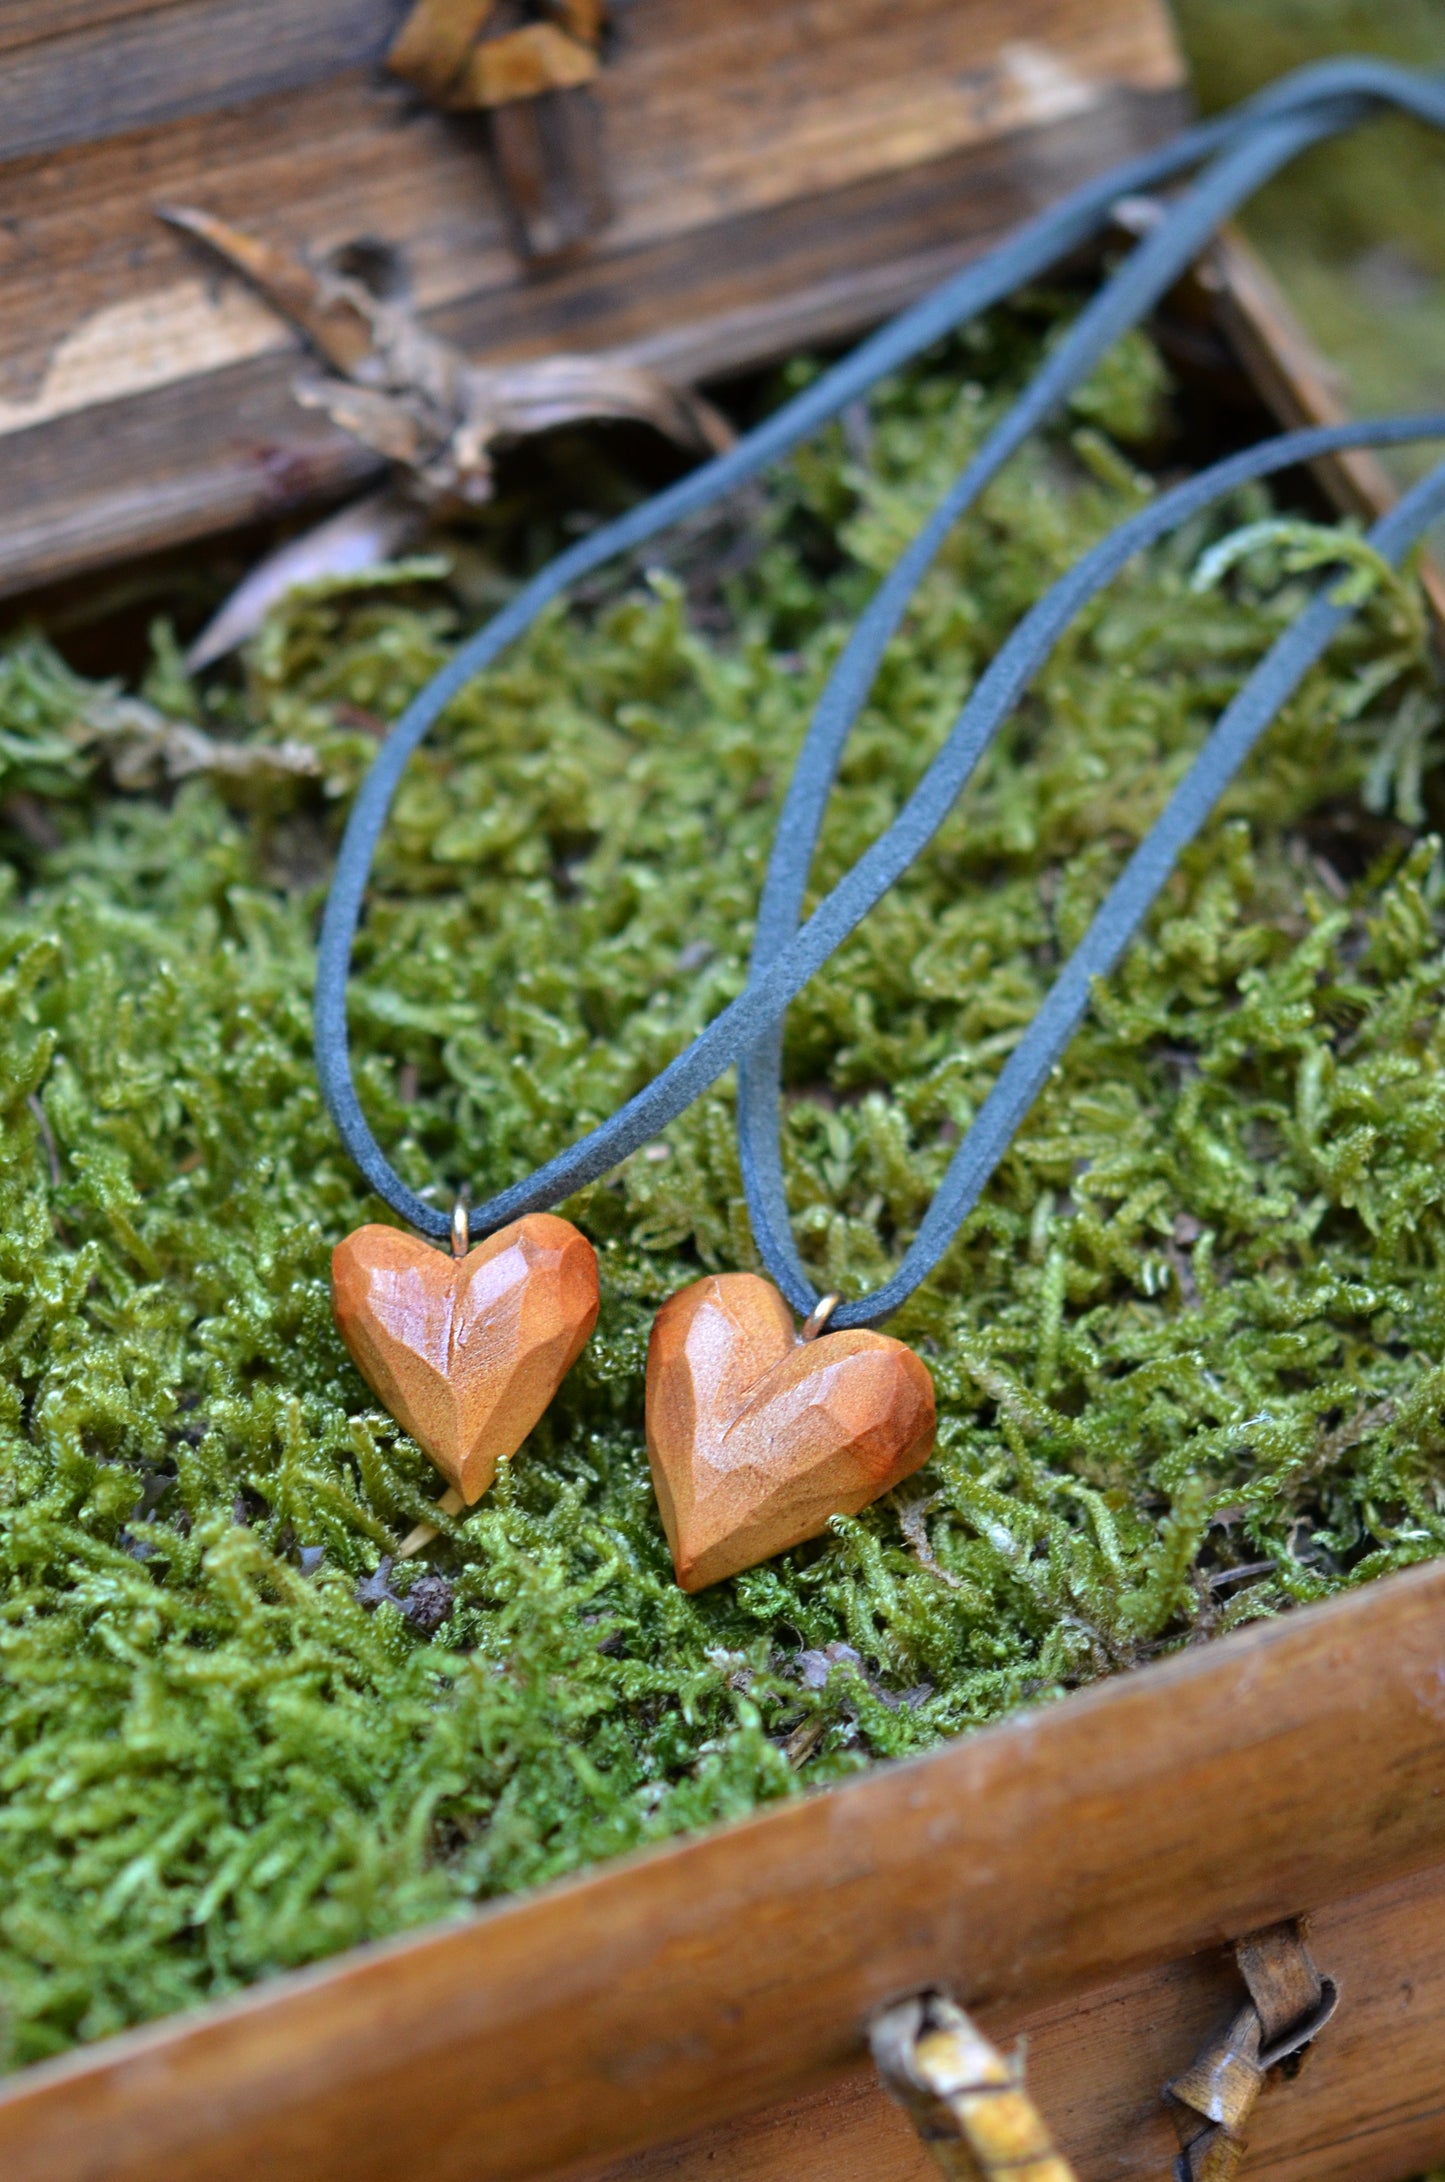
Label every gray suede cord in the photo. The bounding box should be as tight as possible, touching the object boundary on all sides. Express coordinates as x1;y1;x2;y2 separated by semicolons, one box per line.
312;57;1445;1326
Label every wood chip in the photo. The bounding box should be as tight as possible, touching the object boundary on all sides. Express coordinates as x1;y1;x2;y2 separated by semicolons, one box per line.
387;0;499;100
451;21;598;107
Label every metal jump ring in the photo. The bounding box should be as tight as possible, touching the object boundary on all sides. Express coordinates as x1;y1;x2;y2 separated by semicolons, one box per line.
451;1191;471;1259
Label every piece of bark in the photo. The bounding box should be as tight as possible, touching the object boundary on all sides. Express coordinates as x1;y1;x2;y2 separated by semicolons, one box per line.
872;1991;1078;2182
332;1215;600;1503
646;1272;935;1591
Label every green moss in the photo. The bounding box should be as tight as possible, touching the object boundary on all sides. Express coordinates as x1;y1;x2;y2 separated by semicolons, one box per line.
1;306;1444;2068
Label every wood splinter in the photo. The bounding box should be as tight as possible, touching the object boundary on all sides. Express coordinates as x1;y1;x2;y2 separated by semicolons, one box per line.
398;1485;465;1559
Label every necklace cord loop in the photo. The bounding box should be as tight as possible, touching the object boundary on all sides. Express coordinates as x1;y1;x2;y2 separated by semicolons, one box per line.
312;59;1445;1323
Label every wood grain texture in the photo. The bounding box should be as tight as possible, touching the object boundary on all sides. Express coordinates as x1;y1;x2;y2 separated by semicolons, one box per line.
646;1273;934;1589
3;1559;1445;2182
0;0;1187;592
0;1;409;162
332;1215;599;1501
584;1860;1445;2182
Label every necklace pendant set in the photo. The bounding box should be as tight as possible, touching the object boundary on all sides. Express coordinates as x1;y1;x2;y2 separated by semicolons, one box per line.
332;1216;935;1591
316;56;1445;1593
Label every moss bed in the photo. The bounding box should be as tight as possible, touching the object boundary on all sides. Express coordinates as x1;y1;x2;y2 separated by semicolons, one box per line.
2;303;1445;2070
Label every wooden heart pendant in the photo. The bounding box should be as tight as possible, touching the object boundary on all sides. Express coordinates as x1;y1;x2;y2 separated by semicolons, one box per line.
646;1272;935;1592
332;1214;599;1503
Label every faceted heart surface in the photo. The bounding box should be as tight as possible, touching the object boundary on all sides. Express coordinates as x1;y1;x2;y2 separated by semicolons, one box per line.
332;1214;599;1503
646;1272;935;1592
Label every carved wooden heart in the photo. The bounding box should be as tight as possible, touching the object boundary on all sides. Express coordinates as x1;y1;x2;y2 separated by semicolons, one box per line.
646;1272;935;1592
332;1214;599;1503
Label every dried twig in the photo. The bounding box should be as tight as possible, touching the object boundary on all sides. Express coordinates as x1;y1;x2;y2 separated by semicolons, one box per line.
75;690;320;789
163;204;732;666
161;205;732;511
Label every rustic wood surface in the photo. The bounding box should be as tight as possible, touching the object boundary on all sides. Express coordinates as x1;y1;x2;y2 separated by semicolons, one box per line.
582;1859;1445;2182
646;1272;934;1590
332;1215;599;1503
3;1558;1444;2182
0;0;1186;594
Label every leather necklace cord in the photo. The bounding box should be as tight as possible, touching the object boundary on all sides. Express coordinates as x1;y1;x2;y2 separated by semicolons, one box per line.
313;60;1445;1274
736;80;1445;1319
317;415;1445;1298
756;439;1445;1324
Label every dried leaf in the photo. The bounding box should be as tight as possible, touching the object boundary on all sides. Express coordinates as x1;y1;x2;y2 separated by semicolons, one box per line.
463;354;732;451
164;201;730;660
895;1493;969;1591
452;21;597;106
164;208;733;510
436;353;733;501
185;490;425;673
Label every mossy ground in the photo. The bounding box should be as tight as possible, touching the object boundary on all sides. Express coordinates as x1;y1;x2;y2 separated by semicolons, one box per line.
2;298;1444;2071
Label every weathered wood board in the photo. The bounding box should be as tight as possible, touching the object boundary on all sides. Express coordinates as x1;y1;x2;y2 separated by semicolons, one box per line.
585;1860;1445;2182
0;0;1188;596
2;1559;1444;2182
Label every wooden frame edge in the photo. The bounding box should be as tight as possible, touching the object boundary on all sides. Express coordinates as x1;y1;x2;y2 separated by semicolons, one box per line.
2;1559;1443;2182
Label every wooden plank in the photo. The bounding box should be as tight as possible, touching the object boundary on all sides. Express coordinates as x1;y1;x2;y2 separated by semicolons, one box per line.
0;0;1184;428
583;1860;1445;2182
0;4;200;63
0;0;1187;594
1198;227;1445;634
0;2;407;160
0;85;1186;598
584;1859;1445;2182
2;1561;1445;2182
